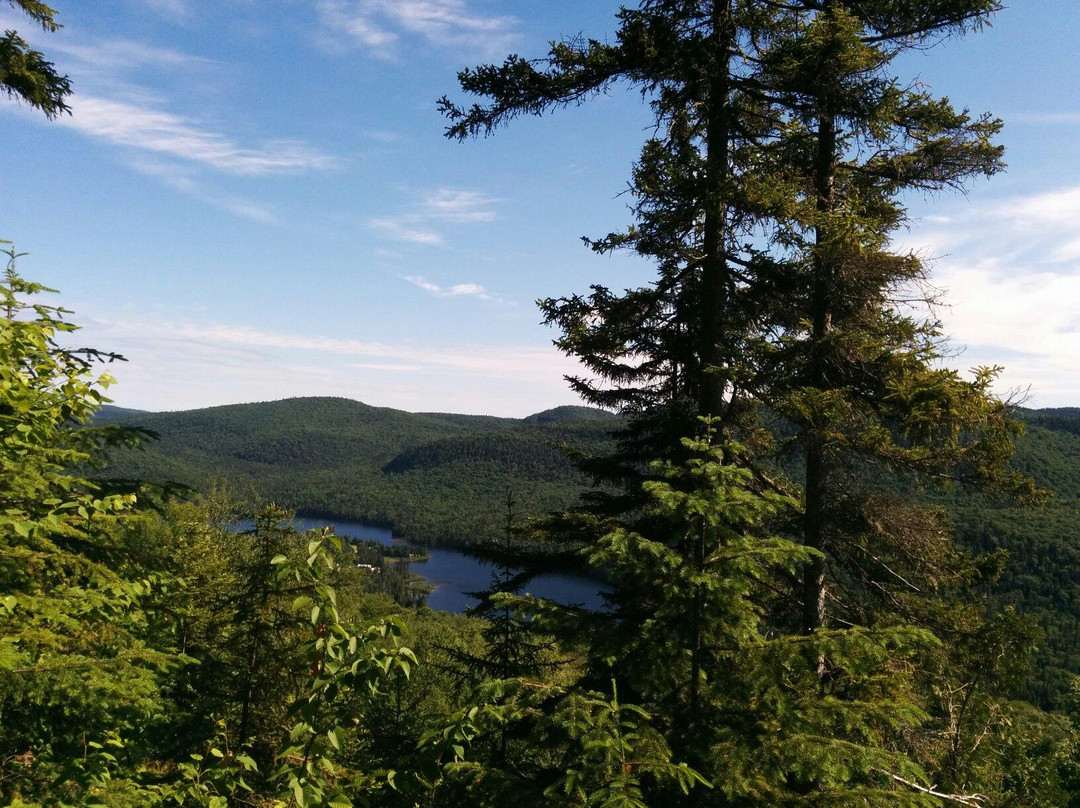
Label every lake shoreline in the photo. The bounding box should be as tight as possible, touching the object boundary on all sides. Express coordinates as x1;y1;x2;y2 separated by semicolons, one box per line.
290;515;608;615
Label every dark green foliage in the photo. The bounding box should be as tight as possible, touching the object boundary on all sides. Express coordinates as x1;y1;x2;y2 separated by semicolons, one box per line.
949;414;1080;709
0;1;70;118
93;390;1080;709
578;429;954;805
98;397;615;547
1019;407;1080;439
521;406;617;425
438;1;1062;804
95;404;150;423
457;493;559;686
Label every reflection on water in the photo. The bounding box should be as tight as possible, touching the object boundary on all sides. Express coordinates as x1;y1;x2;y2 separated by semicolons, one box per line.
292;517;607;615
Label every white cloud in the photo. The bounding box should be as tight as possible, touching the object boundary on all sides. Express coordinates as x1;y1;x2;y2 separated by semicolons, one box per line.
51;96;336;175
368;218;444;246
403;275;492;299
318;3;398;49
368;188;498;246
422;188;498;223
1009;186;1080;227
1050;237;1080;264
0;18;334;179
316;0;518;58
129;158;279;224
933;264;1080;406
348;362;428;372
149;320;550;376
50;39;216;73
905;183;1080;406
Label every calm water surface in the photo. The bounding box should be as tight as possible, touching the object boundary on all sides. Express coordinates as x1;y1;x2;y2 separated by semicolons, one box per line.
292;517;607;614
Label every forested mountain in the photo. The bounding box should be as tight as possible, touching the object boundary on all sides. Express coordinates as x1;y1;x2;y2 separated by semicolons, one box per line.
954;410;1080;708
96;404;149;421
1022;407;1080;438
99;397;1080;707
10;0;1080;802
99;397;615;547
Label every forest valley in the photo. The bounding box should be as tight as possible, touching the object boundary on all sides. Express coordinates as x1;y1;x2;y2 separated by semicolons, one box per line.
3;1;1080;806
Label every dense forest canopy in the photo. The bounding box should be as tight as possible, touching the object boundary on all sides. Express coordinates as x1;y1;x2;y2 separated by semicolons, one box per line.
93;396;1080;710
97;397;615;547
3;1;1080;806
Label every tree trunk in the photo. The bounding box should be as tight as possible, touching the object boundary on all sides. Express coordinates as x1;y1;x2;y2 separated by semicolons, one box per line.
802;98;837;635
699;0;733;424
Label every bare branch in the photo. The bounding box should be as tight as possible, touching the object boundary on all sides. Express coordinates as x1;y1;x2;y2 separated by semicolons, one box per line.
879;770;987;806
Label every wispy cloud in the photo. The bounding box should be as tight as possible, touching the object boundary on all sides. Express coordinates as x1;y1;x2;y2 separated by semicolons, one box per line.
51;96;336;175
403;275;492;299
422;189;498;223
75;311;584;415
0;14;335;181
1009;185;1080;227
50;39;215;73
134;0;189;23
368;188;498;246
368;219;445;246
129;158;279;224
316;0;519;58
100;318;557;377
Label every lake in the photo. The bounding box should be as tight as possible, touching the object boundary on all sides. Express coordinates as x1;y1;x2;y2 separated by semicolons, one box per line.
292;516;608;614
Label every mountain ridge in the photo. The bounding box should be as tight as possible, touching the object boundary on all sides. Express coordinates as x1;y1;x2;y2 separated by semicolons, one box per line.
99;395;615;546
99;396;613;425
97;396;1080;708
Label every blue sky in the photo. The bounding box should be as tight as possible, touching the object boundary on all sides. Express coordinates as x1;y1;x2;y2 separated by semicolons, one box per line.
1;1;1078;415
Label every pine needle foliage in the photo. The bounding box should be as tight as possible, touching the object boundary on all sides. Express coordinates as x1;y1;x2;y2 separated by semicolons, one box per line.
0;0;70;117
440;2;1044;804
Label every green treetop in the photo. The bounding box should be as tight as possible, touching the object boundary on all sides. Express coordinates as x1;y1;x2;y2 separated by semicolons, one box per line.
0;246;168;803
0;0;70;118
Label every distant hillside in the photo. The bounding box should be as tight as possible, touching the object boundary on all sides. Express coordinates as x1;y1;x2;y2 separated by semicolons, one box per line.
1020;406;1080;438
521;406;617;425
98;397;1080;707
101;397;615;548
953;410;1080;708
96;404;149;423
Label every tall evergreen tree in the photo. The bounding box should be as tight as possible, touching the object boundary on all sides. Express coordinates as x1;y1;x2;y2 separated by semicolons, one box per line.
746;0;1037;638
748;5;1046;793
440;0;788;483
462;492;557;686
441;1;1040;803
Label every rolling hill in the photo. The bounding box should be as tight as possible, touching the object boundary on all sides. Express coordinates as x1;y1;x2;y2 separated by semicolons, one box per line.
99;397;615;548
98;397;1080;707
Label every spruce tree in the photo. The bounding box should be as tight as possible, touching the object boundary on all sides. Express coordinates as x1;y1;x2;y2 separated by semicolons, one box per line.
748;4;1045;793
746;0;1035;637
440;0;788;477
463;492;557;686
441;1;1038;803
